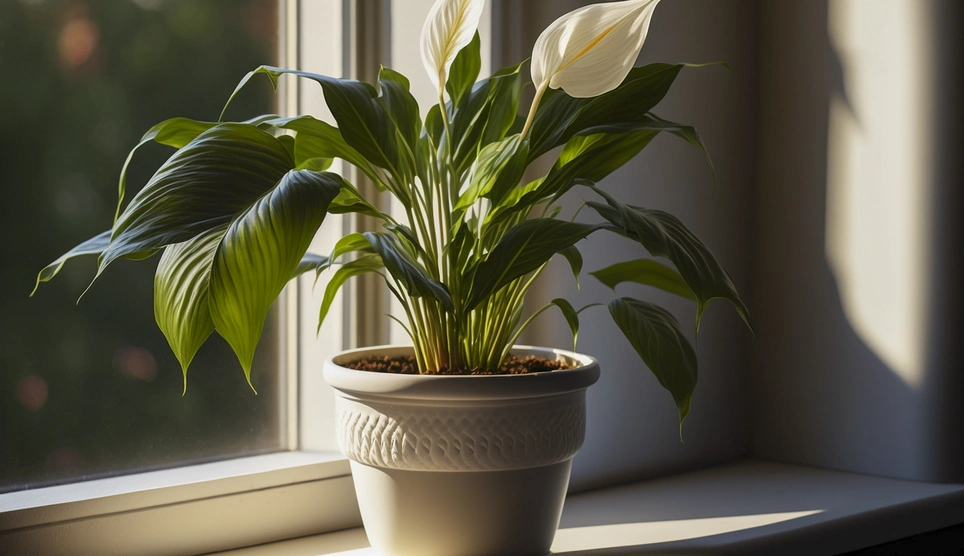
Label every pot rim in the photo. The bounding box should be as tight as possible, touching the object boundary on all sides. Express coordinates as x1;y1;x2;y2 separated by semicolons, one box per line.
323;344;600;401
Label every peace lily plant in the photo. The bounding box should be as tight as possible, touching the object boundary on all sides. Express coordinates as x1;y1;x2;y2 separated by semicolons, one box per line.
34;0;750;431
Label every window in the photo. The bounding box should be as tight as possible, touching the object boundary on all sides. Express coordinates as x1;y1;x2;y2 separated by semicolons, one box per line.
0;0;289;494
2;1;356;552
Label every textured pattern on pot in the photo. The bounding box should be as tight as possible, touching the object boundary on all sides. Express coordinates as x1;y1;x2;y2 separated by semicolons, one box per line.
336;390;587;471
324;345;600;473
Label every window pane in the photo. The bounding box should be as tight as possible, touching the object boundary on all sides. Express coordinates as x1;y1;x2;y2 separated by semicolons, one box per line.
0;0;284;493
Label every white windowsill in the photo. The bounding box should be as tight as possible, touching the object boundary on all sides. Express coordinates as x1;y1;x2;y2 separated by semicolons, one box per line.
217;459;964;555
0;451;361;555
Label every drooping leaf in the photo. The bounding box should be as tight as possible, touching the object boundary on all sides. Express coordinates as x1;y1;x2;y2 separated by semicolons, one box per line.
559;245;583;289
445;32;481;106
608;296;697;432
208;170;342;384
225;66;405;180
318;254;385;329
588;187;750;332
551;298;580;351
292;253;330;280
31;231;111;296
591;258;696;301
328;181;392;221
102;123;294;274
465;219;603;310
364;232;454;311
322;232;376;274
114;117;218;223
154;227;225;393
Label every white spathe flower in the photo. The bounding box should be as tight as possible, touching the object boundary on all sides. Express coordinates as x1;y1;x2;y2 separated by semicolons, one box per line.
531;0;660;99
420;0;486;94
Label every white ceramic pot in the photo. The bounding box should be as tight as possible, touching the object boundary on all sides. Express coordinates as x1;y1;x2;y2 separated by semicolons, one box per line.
323;345;600;556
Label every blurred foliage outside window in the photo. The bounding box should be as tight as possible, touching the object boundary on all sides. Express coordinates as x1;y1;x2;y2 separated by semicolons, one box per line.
0;0;286;493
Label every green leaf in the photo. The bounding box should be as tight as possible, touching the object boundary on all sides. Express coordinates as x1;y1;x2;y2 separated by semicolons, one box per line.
328;181;392;221
263;115;383;187
559;245;583;289
590;259;696;301
227;66;405;180
609;297;698;432
445;32;481;106
588;187;751;332
154;227;225;394
489;114;709;227
102;123;295;274
449;61;525;177
209;169;342;385
31;231;111;296
528;63;721;160
377;66;421;158
114;117;218;223
323;233;376;272
551;298;580;351
465;219;603;310
456;134;528;209
292;253;330;280
363;232;454;311
318;254;385;330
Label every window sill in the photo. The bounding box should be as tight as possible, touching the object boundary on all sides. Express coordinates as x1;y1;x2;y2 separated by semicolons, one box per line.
0;451;360;555
215;459;964;555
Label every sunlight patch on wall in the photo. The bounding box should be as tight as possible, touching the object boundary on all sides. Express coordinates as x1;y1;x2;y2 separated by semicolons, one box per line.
825;0;935;388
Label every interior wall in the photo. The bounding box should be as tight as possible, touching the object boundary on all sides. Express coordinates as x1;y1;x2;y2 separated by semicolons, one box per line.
504;0;761;492
749;0;964;483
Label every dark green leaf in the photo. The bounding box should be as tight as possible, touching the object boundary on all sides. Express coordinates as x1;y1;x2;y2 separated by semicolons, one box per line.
445;32;481;107
551;298;580;351
591;259;696;301
114;117;217;223
449;61;525;176
465;219;603;310
364;232;454;311
102;123;294;274
377;66;421;157
528;63;721;160
228;66;404;180
609;297;698;431
559;245;583;289
588;188;751;332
